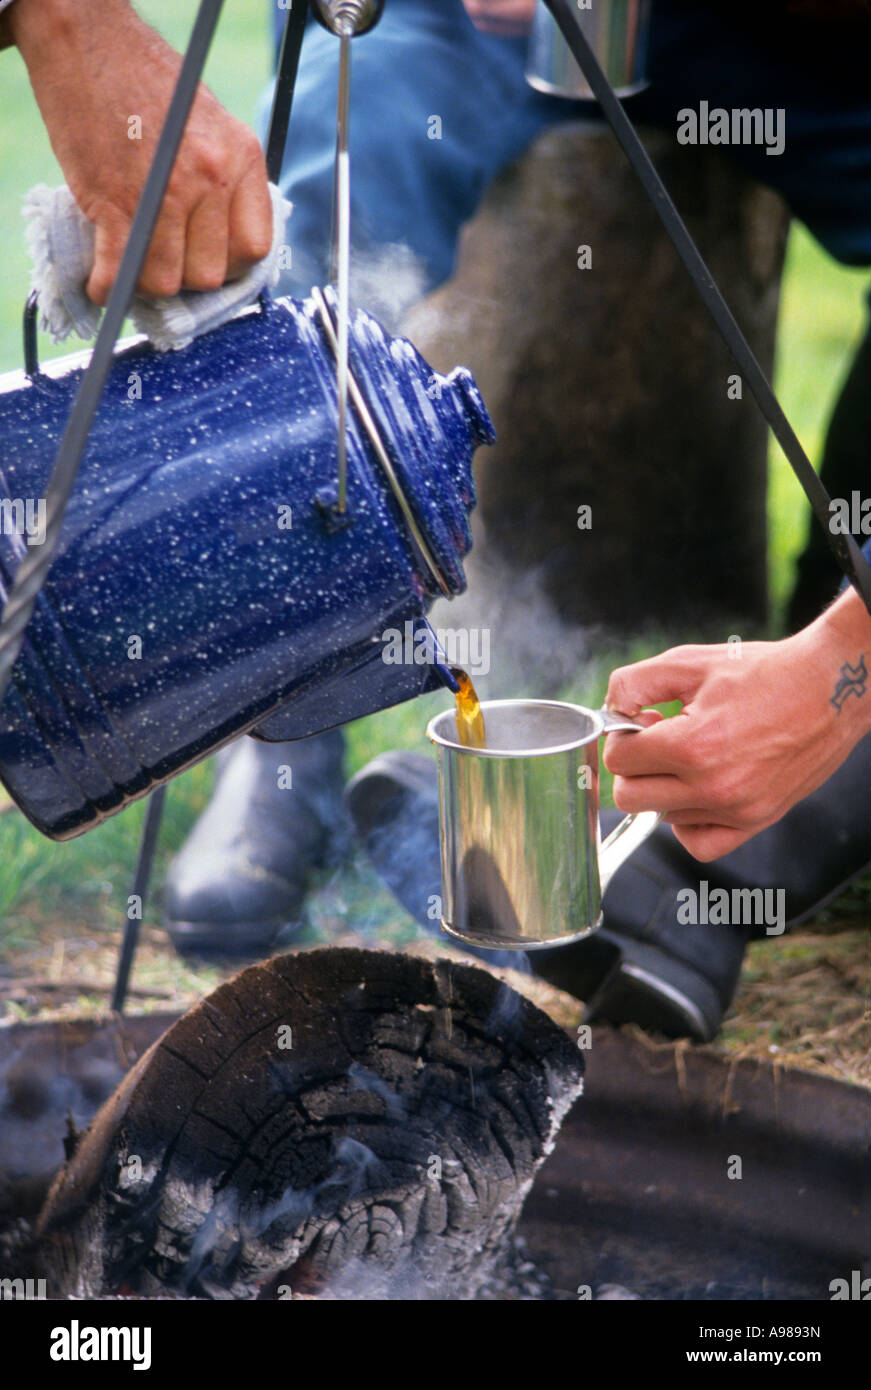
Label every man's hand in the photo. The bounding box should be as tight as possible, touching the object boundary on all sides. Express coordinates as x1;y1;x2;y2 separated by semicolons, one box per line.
463;0;536;37
602;586;871;861
10;0;273;304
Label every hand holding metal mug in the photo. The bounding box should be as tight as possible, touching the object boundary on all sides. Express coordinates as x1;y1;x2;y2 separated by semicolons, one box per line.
603;597;871;861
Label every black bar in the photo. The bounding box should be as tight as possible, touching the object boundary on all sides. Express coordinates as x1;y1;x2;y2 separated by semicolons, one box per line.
111;784;168;1015
543;0;871;617
8;1294;870;1351
23;290;39;378
0;0;226;708
265;0;309;184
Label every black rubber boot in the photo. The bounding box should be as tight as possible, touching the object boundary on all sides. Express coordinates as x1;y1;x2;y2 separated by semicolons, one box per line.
344;735;871;1040
164;730;347;954
788;317;871;633
533;813;750;1043
552;722;871;1037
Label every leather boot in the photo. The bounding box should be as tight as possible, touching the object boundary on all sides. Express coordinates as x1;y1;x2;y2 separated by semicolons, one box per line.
164;730;347;953
344;734;871;1040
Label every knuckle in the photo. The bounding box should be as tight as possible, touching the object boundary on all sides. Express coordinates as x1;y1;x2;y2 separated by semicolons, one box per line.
171;149;223;200
240;127;266;165
201;151;230;190
187;135;230;186
680;740;706;775
606;669;632;709
684;725;720;772
240;224;273;263
142;268;183;299
159;179;189;216
708;771;746;814
186;263;225;292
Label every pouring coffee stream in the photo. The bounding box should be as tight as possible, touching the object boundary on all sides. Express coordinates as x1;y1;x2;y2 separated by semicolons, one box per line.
451;667;487;750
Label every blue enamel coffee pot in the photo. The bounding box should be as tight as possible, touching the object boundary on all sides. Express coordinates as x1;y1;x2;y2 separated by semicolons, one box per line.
0;289;494;839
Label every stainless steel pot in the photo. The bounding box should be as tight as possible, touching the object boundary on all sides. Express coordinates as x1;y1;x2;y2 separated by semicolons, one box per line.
526;0;652;101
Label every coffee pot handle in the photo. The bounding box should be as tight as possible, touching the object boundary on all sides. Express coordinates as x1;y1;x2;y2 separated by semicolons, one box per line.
595;708;662;894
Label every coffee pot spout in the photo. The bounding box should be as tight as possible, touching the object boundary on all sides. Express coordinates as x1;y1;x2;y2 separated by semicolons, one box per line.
250;618;458;743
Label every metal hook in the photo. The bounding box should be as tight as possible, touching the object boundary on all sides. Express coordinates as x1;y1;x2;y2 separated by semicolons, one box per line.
311;0;385;38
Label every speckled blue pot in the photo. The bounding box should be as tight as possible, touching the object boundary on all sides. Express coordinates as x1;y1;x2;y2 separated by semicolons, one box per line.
0;292;494;839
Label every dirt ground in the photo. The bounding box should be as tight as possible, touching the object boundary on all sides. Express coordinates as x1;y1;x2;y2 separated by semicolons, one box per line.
2;850;868;1090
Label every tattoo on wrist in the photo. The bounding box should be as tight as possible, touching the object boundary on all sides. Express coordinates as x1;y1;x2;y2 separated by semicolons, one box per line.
830;653;868;712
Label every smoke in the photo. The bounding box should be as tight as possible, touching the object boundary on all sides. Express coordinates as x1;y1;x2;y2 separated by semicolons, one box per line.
292;840;439;946
316;1135;385;1201
484;977;528;1038
347;1063;406;1120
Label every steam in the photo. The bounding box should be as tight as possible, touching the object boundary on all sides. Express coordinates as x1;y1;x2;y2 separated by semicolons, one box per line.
428;551;600;704
274;237;430;336
348;242;430;333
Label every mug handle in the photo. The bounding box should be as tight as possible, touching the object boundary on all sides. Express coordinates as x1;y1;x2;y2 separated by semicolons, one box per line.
595;707;662;894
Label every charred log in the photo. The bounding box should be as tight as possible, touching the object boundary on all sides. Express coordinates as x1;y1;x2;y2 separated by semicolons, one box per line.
36;948;584;1300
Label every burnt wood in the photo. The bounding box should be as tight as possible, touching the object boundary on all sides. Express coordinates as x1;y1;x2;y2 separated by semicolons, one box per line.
36;948;584;1300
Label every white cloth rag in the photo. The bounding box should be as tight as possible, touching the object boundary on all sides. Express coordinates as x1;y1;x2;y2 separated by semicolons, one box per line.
23;182;292;352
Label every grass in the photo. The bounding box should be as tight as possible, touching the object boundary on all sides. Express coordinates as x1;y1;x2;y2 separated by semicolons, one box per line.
0;5;870;1082
768;223;871;618
0;0;272;375
721;912;871;1088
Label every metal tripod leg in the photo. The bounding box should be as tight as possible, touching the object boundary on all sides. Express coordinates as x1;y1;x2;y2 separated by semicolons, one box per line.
265;1;309;184
111;785;168;1015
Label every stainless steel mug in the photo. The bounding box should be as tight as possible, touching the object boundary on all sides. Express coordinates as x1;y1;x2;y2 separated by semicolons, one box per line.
427;698;660;951
526;0;652;101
